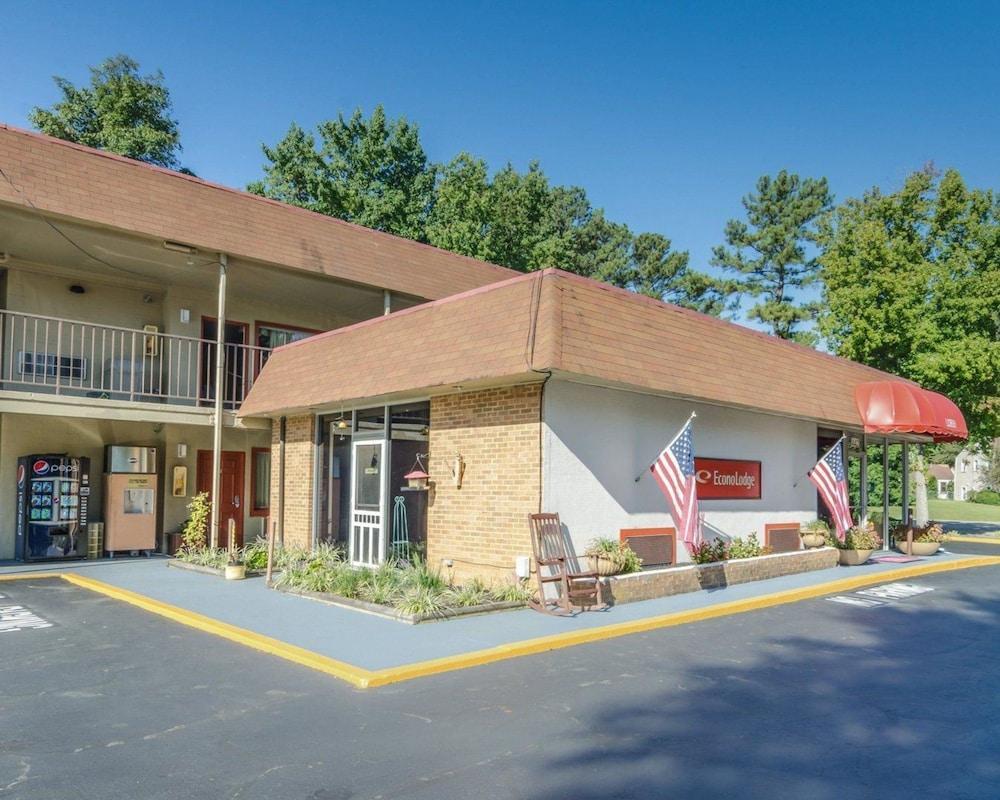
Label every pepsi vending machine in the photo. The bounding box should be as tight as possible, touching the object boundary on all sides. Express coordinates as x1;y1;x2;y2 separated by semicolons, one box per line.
15;454;91;561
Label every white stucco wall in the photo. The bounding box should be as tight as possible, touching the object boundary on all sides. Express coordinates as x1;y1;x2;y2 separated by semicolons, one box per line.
542;379;819;563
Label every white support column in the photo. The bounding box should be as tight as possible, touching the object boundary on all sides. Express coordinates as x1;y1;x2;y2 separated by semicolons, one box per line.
383;290;392;316
209;253;228;549
882;438;890;550
859;434;868;527
902;442;911;526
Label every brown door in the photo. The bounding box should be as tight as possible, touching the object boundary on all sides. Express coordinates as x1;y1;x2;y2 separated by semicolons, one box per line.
196;450;245;548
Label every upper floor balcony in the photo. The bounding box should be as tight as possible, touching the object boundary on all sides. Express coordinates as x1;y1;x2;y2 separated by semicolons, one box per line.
0;309;271;412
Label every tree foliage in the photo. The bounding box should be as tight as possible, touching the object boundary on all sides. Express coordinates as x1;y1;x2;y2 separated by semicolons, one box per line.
817;168;1000;445
712;171;832;342
248;106;436;241
29;54;183;170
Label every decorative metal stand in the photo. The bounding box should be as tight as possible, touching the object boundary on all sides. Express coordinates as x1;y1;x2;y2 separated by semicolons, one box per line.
391;495;410;562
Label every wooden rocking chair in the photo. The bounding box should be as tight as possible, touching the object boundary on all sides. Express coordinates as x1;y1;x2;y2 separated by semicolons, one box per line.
528;513;606;615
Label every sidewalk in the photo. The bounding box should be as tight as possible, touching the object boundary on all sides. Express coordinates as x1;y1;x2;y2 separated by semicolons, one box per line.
3;551;998;687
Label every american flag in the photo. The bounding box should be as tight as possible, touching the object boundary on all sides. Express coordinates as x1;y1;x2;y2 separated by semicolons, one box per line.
808;437;853;540
650;417;702;549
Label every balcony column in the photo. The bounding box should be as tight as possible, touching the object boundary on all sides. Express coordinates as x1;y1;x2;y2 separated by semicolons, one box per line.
383;290;392;315
209;253;228;549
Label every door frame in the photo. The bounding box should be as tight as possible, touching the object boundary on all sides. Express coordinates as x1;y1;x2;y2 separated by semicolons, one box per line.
196;449;246;548
200;316;250;407
348;436;387;567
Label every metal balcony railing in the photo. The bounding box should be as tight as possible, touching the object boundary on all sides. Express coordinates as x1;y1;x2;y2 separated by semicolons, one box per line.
0;310;271;409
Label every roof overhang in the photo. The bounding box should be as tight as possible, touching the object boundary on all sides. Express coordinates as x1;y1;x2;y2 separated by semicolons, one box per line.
854;381;968;442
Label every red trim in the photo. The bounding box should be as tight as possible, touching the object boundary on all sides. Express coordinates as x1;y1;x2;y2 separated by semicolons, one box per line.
764;522;801;550
619;527;677;566
253;320;323;376
249;447;270;517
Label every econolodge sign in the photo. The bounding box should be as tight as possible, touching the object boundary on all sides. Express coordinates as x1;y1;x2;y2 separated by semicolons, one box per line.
695;458;761;500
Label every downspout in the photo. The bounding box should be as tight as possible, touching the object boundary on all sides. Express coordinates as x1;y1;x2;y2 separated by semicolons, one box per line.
277;416;287;546
209;253;228;549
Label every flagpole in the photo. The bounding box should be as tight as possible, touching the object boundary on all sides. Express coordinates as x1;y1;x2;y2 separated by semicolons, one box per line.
792;434;846;488
634;411;697;483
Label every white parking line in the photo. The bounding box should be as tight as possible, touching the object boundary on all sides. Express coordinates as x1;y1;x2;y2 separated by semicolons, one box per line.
0;594;54;633
827;582;934;608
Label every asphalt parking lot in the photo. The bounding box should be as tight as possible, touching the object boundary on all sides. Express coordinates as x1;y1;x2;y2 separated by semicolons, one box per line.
2;565;1000;800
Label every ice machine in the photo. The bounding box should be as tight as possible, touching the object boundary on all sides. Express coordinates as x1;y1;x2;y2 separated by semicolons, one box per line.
103;446;158;555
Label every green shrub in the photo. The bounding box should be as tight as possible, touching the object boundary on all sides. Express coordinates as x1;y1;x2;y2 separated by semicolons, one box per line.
728;533;769;560
691;539;728;564
180;492;210;552
800;519;831;535
177;547;228;569
394;585;449;616
969;489;1000;506
828;522;882;550
489;580;534;603
446;578;490;608
242;539;269;570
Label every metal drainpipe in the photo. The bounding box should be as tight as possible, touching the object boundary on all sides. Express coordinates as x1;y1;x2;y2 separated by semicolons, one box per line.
209;253;228;549
277;416;287;546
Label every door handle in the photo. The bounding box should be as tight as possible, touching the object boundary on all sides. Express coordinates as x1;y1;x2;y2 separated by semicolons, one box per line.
233;495;240;508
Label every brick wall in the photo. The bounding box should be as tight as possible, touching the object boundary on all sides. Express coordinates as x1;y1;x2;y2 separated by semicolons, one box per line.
426;383;543;583
270;414;315;549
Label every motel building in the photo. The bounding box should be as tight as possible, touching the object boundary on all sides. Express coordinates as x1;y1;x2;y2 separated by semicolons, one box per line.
238;268;968;583
0;123;968;578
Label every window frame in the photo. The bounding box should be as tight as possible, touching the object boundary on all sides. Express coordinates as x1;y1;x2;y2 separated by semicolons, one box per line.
250;446;272;518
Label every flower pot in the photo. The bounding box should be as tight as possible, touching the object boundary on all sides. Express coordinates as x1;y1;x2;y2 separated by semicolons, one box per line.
587;555;620;577
838;549;873;566
800;533;826;549
224;564;246;581
894;540;941;557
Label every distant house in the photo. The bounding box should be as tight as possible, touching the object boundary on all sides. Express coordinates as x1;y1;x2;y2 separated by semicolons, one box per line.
954;445;993;501
928;464;954;499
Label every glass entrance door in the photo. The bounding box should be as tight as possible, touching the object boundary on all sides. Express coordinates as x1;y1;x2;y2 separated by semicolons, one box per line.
349;439;386;566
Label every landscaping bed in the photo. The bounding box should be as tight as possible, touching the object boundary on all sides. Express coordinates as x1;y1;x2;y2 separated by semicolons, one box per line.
166;559;267;578
602;547;839;605
273;544;533;624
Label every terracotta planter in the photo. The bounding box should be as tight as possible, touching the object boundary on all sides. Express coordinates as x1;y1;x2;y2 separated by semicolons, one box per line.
588;554;621;577
224;564;246;581
838;549;873;566
800;533;826;549
895;539;941;557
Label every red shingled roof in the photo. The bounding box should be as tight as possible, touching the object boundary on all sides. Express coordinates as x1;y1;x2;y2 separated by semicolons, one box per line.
239;268;909;427
0;123;514;299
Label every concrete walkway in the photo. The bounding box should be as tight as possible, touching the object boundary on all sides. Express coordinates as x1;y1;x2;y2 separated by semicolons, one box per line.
3;550;998;683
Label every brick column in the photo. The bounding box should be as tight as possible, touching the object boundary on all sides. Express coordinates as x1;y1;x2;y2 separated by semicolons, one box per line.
270;414;316;549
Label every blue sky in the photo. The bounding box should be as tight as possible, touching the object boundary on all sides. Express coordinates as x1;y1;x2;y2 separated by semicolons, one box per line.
2;0;999;302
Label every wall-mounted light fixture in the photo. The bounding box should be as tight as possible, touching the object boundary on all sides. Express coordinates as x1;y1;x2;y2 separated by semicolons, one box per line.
451;453;465;489
163;240;198;255
179;308;191;324
176;443;188;458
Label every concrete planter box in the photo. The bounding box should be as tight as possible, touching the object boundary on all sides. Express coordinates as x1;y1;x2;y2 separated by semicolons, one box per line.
273;584;525;625
601;547;839;605
894;539;942;557
837;549;873;566
167;559;267;579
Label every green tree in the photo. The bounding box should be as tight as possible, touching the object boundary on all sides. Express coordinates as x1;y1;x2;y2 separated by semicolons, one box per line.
426;156;730;313
249;106;436;240
712;170;832;342
817;168;1000;446
29;54;183;169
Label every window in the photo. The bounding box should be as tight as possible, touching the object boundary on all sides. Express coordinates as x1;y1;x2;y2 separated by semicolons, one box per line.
255;322;320;369
18;351;88;380
250;447;271;517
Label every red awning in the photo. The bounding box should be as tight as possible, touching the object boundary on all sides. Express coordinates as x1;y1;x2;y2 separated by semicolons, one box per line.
854;381;968;442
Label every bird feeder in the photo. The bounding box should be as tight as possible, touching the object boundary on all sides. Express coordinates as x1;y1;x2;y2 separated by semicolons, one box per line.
404;455;430;490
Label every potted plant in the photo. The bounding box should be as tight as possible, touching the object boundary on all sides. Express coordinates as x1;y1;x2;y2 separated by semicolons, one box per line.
585;538;642;576
799;519;829;549
179;492;210;553
223;520;246;580
828;521;882;566
893;521;945;556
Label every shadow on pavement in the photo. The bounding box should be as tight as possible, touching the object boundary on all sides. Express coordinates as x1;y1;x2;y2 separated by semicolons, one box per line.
533;586;1000;800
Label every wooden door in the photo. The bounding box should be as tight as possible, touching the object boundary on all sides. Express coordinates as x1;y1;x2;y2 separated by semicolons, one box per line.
196;450;245;548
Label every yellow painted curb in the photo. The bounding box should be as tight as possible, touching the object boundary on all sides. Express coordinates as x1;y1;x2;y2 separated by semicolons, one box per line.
0;571;62;582
60;574;377;688
944;535;1000;545
3;556;999;689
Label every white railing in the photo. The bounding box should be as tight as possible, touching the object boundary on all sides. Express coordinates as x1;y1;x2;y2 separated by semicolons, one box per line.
0;310;271;409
